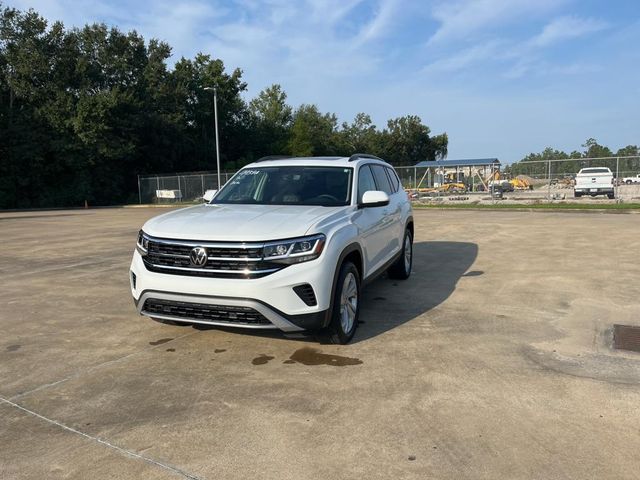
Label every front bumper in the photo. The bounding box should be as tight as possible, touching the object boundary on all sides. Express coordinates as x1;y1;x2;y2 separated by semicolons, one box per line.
130;251;332;332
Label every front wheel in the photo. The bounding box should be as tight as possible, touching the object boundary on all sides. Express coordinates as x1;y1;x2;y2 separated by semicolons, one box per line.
324;262;360;344
388;229;413;280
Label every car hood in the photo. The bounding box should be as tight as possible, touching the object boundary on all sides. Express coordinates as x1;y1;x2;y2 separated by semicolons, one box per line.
143;204;346;241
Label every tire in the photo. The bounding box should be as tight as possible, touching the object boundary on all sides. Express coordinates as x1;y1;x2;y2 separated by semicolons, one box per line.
607;193;615;199
574;192;582;198
324;261;360;344
388;229;413;280
626;180;632;185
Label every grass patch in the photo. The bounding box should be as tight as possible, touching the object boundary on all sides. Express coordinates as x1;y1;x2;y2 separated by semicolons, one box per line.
413;202;640;211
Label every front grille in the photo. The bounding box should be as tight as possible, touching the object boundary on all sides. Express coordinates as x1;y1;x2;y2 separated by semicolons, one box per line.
143;298;271;325
142;237;283;278
148;242;262;259
293;284;317;306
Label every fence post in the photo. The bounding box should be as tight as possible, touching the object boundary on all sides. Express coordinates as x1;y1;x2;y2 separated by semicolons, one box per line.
547;159;551;202
137;175;142;204
201;174;205;197
413;167;417;191
616;157;619;201
177;175;181;203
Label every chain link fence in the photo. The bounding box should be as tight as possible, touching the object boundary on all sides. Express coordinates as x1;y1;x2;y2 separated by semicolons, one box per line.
138;172;237;204
137;156;640;205
504;156;640;202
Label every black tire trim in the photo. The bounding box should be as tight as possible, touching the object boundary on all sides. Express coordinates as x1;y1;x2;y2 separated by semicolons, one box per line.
326;243;364;328
325;261;361;344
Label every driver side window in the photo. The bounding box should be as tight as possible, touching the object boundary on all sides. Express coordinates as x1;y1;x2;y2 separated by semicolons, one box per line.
358;165;377;203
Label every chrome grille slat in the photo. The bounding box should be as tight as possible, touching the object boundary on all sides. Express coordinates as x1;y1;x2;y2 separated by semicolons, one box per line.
142;235;284;278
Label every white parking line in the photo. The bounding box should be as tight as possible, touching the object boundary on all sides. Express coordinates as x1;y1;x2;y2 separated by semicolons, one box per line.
0;396;203;479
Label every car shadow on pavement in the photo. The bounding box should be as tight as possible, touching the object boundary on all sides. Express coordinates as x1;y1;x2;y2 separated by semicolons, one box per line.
189;241;478;344
352;241;479;343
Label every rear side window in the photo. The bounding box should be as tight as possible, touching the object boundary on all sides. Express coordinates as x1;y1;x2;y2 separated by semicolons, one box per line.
385;167;400;192
357;165;377;203
371;165;392;194
581;168;610;174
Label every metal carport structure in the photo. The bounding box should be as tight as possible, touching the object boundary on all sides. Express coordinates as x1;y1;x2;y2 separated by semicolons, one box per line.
412;158;501;191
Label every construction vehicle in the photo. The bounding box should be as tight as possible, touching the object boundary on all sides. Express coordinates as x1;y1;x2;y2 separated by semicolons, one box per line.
438;182;467;193
509;176;533;190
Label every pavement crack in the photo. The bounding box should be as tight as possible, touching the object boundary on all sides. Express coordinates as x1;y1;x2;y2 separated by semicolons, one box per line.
0;396;204;480
9;331;199;401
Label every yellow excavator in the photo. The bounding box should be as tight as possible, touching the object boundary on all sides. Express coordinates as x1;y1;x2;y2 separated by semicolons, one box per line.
438;172;466;192
486;171;533;191
509;176;533;190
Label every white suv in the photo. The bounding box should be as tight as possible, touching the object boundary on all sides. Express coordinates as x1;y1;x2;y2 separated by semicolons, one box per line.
130;154;413;344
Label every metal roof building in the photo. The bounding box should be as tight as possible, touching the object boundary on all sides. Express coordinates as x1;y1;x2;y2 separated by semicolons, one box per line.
404;158;501;190
415;158;500;168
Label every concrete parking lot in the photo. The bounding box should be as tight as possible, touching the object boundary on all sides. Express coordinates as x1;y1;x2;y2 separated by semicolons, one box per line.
1;207;640;480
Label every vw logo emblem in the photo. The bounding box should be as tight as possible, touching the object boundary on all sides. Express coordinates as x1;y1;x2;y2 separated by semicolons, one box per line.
189;247;208;267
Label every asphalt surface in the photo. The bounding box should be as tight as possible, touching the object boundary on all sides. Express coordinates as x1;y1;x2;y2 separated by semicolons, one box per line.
1;207;639;480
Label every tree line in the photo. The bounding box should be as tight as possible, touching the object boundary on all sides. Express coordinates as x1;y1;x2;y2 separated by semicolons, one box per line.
0;5;448;208
506;139;639;177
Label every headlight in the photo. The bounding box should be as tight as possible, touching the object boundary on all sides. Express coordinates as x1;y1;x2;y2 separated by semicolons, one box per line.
136;230;149;256
263;234;325;264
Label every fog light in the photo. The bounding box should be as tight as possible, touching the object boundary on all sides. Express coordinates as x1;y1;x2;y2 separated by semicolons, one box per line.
131;271;137;290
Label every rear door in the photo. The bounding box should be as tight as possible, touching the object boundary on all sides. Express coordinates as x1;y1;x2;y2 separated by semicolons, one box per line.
353;164;389;277
369;164;401;267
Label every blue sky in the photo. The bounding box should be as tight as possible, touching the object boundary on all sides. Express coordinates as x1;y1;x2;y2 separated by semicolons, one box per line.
8;0;640;161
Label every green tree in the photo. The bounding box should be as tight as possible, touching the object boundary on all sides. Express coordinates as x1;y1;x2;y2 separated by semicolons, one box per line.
376;115;447;166
288;104;339;156
248;84;292;156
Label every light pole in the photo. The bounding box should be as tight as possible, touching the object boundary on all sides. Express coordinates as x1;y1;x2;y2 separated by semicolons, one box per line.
204;86;221;189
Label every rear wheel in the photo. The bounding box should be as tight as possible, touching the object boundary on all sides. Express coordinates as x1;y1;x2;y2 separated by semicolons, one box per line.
607;193;615;199
574;192;582;198
388;229;413;280
324;262;360;344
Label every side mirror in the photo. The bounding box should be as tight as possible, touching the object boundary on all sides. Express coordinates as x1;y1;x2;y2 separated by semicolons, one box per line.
360;190;390;208
203;189;217;202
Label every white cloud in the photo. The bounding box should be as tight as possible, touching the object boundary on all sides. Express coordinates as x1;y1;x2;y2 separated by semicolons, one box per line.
428;0;564;45
422;40;504;73
352;0;400;47
529;15;608;47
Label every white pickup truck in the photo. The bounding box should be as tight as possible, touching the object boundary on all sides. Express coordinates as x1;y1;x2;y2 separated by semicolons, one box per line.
574;167;614;199
622;174;640;184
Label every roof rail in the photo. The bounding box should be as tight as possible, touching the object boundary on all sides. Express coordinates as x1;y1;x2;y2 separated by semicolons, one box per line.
254;155;293;163
348;153;385;162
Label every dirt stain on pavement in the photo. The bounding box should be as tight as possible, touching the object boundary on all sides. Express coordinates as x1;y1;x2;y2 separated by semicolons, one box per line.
252;354;275;365
6;345;21;352
166;348;176;352
149;338;173;346
214;349;227;353
288;347;362;367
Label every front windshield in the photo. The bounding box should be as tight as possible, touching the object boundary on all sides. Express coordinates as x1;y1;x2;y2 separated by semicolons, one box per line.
213;166;353;206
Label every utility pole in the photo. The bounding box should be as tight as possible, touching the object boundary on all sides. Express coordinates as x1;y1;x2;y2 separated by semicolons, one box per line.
204;86;222;189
